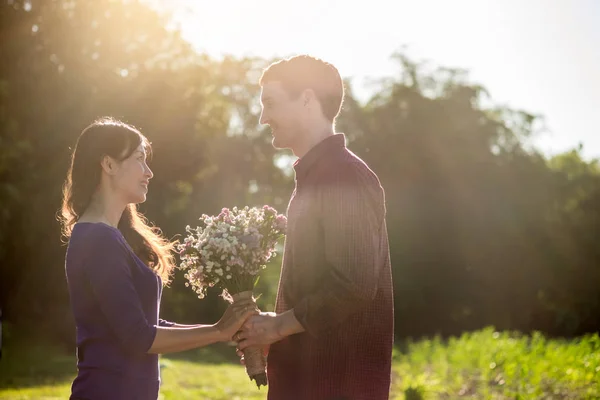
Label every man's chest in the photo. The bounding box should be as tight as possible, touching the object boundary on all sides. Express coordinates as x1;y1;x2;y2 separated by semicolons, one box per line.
287;185;321;246
281;185;327;296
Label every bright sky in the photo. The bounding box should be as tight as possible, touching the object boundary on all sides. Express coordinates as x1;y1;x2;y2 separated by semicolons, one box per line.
158;0;600;160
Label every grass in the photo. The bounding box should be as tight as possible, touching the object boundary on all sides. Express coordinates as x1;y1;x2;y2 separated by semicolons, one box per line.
391;327;600;399
1;327;598;399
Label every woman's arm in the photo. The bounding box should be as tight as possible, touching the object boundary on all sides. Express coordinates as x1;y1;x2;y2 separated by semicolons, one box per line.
147;299;257;354
147;325;221;354
81;226;257;356
159;319;204;328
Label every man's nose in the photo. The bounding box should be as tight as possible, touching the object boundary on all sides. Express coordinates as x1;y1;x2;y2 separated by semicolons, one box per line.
259;111;268;125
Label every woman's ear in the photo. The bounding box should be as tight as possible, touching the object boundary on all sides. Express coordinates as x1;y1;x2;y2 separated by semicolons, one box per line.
100;155;117;175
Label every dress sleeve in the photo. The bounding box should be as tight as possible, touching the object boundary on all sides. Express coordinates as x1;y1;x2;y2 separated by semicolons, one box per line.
158;319;175;327
83;226;157;353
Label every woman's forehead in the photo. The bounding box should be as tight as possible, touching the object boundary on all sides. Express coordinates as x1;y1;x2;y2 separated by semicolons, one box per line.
134;143;147;154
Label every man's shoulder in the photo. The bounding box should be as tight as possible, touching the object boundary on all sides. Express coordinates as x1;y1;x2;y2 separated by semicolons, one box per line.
320;148;381;185
329;148;379;181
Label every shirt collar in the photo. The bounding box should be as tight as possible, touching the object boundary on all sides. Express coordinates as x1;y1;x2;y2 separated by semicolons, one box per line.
293;133;346;181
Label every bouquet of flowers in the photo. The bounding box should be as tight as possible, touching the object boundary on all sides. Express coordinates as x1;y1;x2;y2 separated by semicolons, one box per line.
177;205;287;387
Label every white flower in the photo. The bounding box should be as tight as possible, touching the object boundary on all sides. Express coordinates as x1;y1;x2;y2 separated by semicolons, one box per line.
226;274;232;280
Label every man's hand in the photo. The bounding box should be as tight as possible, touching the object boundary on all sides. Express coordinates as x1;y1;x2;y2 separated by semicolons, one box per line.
234;309;305;351
234;312;281;351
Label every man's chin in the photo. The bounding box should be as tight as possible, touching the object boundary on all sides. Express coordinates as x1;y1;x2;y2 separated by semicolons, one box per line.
271;136;286;150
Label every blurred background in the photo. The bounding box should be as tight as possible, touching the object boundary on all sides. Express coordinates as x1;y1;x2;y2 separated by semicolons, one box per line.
0;0;599;398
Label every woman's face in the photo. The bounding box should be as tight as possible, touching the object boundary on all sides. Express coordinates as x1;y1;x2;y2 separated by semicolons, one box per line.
111;142;153;204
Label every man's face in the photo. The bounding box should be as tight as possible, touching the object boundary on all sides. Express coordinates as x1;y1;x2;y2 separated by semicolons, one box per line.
259;81;305;150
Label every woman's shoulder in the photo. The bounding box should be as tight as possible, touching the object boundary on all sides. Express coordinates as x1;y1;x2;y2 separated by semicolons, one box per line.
69;222;127;255
73;221;122;240
66;223;134;277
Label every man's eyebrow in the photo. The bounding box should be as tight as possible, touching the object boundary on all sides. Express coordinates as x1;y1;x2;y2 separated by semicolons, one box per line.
261;95;273;103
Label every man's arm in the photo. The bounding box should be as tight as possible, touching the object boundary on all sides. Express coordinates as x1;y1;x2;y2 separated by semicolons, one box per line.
291;164;386;336
236;310;304;350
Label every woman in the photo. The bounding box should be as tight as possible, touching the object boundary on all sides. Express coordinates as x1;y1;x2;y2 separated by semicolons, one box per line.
60;117;255;400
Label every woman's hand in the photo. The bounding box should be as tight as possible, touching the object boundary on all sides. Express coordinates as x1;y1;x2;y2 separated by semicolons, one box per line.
214;299;258;342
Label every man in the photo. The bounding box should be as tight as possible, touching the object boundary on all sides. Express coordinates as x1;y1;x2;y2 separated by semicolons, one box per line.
236;55;394;400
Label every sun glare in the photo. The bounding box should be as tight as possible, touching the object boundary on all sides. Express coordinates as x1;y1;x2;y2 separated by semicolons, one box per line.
146;0;600;159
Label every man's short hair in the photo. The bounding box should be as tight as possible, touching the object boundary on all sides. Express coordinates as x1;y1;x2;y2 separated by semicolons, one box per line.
260;55;344;123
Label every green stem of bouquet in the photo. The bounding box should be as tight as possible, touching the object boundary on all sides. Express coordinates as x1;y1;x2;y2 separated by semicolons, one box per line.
221;272;258;300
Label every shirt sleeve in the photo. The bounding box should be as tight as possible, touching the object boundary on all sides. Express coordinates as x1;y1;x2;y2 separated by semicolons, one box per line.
293;163;387;336
83;226;157;353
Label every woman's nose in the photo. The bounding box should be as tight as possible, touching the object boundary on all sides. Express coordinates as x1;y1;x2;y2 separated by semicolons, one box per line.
145;164;154;179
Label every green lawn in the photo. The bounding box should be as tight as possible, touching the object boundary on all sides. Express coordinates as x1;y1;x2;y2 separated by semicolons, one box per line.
1;327;598;399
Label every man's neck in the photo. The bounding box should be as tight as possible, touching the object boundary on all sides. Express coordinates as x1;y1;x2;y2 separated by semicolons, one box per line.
294;126;335;158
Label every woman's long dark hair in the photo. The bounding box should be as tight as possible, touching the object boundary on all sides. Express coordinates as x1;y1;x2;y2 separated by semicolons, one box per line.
59;117;176;283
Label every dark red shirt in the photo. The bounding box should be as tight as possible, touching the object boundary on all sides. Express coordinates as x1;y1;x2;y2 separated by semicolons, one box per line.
267;134;394;400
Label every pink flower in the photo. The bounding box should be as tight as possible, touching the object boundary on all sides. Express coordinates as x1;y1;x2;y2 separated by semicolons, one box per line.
275;215;287;232
263;205;276;216
217;208;231;221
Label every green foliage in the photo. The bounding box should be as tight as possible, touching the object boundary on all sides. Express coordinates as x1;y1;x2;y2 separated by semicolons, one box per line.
1;0;600;345
0;0;288;334
338;52;600;338
391;327;600;399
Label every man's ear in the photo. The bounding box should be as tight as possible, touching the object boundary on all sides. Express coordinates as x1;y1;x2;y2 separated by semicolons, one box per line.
302;89;317;107
100;155;117;175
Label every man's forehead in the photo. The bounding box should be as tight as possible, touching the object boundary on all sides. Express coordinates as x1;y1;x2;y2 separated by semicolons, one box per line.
260;81;285;99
